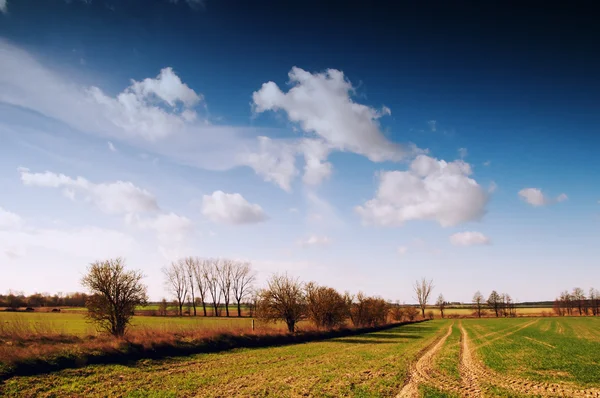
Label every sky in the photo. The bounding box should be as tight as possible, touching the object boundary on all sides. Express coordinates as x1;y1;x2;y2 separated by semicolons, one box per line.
1;0;599;303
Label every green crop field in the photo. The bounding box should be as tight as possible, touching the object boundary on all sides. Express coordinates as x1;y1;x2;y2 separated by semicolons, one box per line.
416;317;600;397
0;320;450;397
2;317;600;397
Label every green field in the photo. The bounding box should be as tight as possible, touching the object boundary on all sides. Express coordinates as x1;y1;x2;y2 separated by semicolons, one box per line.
2;316;600;397
1;320;449;397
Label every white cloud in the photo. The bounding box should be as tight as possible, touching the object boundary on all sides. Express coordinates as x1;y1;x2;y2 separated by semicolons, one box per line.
449;231;491;246
130;212;193;243
300;139;332;186
458;147;468;159
397;245;408;255
355;155;488;227
518;188;567;207
239;136;298;192
427;120;437;132
19;168;159;215
201;191;267;225
252;66;419;162
108;141;116;152
0;0;7;14
556;193;568;203
488;181;498;193
87;67;201;141
0;206;22;230
0;226;136;260
297;235;332;248
483;160;491;166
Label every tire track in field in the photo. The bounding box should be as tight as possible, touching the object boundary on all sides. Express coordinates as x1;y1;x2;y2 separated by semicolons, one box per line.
458;322;482;397
396;324;456;398
460;324;600;397
397;323;485;398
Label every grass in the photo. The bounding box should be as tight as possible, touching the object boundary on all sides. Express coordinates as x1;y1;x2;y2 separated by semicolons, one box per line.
0;312;262;336
463;317;600;388
0;320;450;397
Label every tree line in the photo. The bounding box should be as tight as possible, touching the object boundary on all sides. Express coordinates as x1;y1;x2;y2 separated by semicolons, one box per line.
162;257;255;317
0;291;89;309
471;290;517;318
553;287;600;316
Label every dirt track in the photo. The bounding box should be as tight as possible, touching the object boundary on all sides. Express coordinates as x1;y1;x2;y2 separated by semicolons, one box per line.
397;321;600;398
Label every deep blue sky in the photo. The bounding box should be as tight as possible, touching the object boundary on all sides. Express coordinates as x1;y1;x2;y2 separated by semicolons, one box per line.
0;0;599;301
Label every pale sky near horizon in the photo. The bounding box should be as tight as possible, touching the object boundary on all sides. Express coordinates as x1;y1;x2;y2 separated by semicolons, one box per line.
1;0;599;303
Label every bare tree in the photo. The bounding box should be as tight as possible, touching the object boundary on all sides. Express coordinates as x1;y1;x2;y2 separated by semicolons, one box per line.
473;291;484;318
572;287;586;316
182;257;197;316
256;273;305;333
163;261;188;316
216;259;234;317
436;293;445;319
203;258;222;316
590;288;599;316
81;258;148;336
232;261;255;317
191;258;209;316
560;290;573;315
158;298;168;316
413;278;434;318
487;291;501;317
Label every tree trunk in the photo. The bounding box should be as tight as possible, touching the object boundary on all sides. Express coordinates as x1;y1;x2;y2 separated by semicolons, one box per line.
202;302;207;317
237;301;242;317
213;302;218;317
286;319;295;333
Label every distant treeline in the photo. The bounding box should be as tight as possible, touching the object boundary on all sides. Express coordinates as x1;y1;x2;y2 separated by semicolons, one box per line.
553;288;600;316
0;291;88;308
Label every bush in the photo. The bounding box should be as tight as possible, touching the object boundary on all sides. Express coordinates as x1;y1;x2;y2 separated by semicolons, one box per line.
305;283;349;329
349;293;389;327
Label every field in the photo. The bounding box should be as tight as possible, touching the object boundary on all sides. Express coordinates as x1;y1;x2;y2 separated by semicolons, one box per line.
2;316;600;397
0;312;259;336
0;320;448;397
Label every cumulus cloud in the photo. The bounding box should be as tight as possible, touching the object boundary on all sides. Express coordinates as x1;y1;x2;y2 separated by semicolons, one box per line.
87;67;201;141
0;206;22;230
202;191;267;225
252;66;419;162
355;155;488;227
238;136;298;192
518;188;567;207
488;181;498;193
300;139;332;186
449;231;491;246
297;235;332;248
19;168;159;215
458;147;468;159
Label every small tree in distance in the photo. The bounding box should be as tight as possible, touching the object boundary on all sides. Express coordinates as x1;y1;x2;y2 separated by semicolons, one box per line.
413;278;434;318
487;291;501;317
472;291;484;318
81;258;148;337
436;294;445;318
